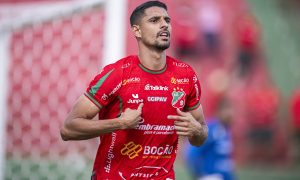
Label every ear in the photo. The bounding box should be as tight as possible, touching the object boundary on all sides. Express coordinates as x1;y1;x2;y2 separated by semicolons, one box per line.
132;25;141;38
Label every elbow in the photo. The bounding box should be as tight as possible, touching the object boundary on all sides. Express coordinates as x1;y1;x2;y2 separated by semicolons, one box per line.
190;131;208;147
190;138;207;147
60;126;71;141
194;136;208;147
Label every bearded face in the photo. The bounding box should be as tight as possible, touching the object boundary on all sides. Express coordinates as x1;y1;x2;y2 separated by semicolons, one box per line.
134;7;172;51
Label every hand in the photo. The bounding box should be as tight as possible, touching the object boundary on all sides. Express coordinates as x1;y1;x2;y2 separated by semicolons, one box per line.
167;108;202;138
120;103;143;129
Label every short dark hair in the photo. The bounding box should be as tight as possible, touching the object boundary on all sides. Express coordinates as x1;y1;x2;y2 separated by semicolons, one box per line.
130;1;168;26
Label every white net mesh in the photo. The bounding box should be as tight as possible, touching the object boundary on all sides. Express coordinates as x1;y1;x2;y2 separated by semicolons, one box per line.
4;1;105;179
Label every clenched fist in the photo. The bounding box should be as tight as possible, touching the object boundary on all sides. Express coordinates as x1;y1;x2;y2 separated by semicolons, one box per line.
120;103;144;129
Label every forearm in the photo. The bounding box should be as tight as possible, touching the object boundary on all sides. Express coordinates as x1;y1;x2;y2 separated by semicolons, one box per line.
60;117;123;141
188;122;208;146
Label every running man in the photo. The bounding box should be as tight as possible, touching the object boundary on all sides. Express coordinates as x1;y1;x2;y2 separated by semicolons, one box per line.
60;1;208;179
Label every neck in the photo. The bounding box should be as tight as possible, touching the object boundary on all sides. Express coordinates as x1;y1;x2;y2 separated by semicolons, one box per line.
138;44;167;70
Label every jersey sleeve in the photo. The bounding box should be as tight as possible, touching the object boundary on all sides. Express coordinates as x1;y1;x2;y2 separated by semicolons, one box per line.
84;64;122;109
184;68;201;111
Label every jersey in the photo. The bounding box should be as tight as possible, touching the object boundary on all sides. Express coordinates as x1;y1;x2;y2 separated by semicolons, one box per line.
85;55;201;180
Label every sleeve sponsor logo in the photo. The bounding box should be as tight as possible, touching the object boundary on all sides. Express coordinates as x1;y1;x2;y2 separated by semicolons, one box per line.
101;93;108;101
122;77;140;85
100;82;122;102
171;87;186;109
110;82;122;95
171;77;189;84
194;84;200;100
193;74;198;83
144;84;169;91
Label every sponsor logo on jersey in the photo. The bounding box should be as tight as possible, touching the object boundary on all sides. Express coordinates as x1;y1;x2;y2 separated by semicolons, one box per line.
147;96;167;102
110;82;122;95
100;82;122;102
130;172;156;178
121;62;131;69
144;84;168;91
136;124;175;131
171;87;186;108
193;74;198;83
121;141;143;159
170;77;189;85
136;118;174;135
104;132;117;173
194;84;200;100
143;145;174;155
172;62;189;67
122;77;140;85
127;94;144;104
121;141;175;160
129;166;169;178
101;93;108;101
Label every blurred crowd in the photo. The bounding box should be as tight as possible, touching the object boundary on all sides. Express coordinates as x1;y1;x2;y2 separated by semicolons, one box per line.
163;0;300;178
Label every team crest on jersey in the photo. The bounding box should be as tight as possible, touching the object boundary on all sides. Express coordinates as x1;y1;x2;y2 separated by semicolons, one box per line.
171;87;186;108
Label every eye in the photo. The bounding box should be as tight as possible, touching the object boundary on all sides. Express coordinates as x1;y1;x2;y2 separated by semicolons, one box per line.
149;18;159;23
165;18;171;23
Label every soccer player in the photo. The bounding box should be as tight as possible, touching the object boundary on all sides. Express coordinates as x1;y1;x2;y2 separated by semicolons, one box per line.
185;98;235;180
60;1;208;179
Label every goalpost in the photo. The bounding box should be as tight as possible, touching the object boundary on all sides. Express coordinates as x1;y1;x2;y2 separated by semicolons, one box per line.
0;0;127;179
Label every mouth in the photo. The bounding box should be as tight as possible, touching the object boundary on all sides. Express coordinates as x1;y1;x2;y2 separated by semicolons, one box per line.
158;31;170;39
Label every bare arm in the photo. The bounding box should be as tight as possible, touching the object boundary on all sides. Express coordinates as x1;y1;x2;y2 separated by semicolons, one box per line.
167;105;208;146
60;95;143;141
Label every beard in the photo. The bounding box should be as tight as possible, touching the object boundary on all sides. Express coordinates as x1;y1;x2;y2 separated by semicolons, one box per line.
143;39;170;51
154;40;170;51
142;35;170;51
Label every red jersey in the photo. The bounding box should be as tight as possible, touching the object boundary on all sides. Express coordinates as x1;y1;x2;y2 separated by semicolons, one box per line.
85;55;201;180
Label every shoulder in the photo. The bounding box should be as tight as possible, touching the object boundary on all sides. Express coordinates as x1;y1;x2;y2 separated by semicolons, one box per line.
167;56;192;69
167;56;199;85
168;56;196;74
107;55;136;69
100;55;137;74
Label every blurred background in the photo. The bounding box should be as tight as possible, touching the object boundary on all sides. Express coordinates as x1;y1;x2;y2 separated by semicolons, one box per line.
0;0;299;179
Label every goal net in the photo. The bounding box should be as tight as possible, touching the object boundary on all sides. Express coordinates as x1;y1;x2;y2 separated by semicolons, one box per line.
1;0;108;179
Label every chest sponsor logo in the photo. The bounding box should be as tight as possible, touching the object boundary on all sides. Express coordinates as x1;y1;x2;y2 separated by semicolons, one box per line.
122;77;140;85
127;94;144;104
144;84;168;91
136;119;174;135
171;87;186;108
121;141;174;160
121;141;143;159
147;96;167;102
171;77;189;84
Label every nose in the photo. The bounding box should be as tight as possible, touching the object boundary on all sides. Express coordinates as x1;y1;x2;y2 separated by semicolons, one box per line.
160;19;169;29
